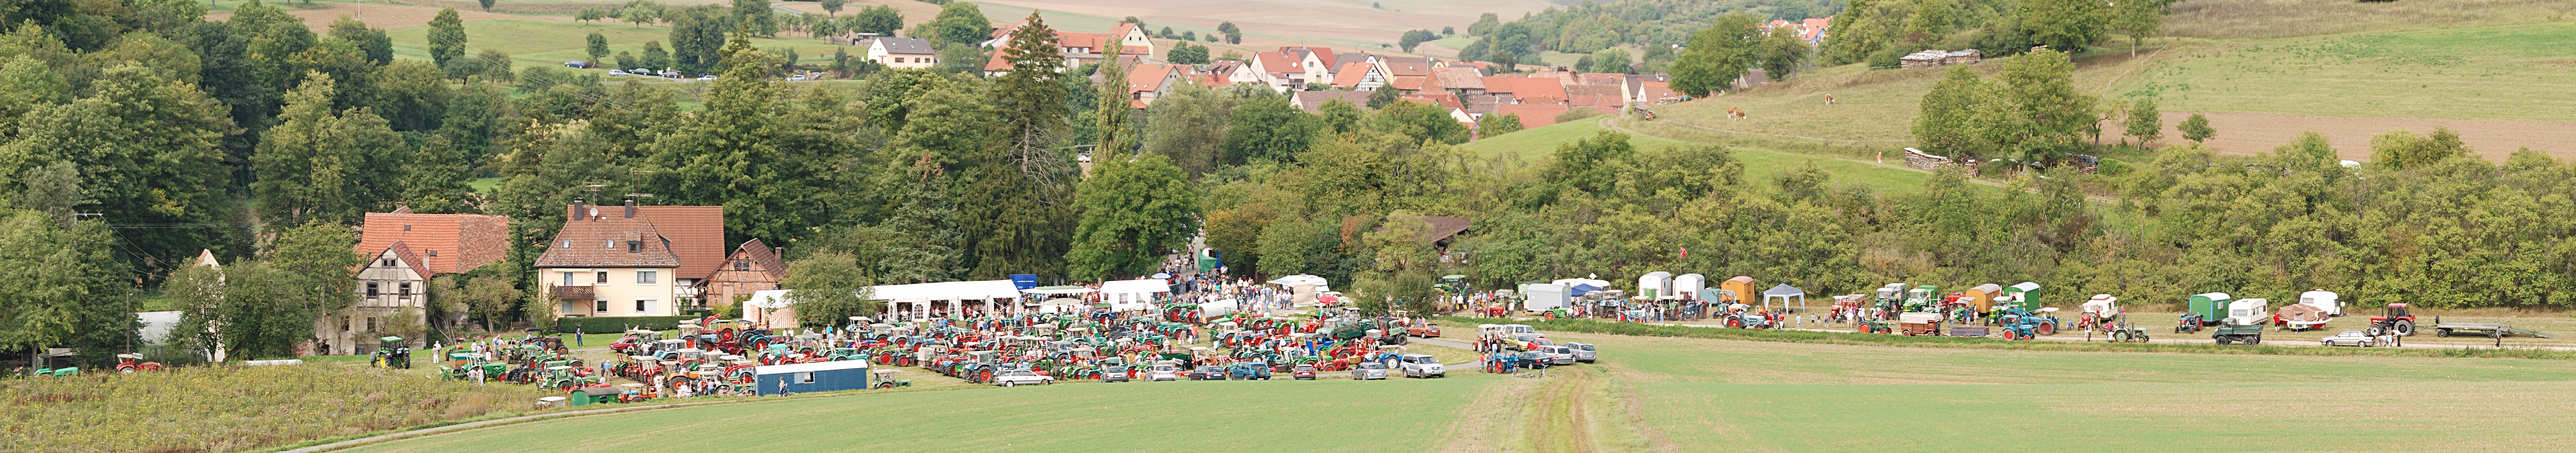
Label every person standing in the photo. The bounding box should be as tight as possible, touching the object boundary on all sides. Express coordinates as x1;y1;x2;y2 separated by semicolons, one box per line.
575;326;585;346
469;365;485;385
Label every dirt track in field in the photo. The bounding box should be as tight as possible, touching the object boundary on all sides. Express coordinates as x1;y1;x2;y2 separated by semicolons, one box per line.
206;2;542;32
2135;112;2576;162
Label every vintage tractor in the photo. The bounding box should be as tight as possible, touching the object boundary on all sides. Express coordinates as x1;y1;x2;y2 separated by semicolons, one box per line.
1902;285;1942;313
2211;298;2270;345
371;336;412;369
115;354;165;373
2363;303;2418;337
1996;307;2061;337
1858;319;1895;335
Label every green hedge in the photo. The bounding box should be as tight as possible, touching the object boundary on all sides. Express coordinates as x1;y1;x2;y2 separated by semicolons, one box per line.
553;315;699;334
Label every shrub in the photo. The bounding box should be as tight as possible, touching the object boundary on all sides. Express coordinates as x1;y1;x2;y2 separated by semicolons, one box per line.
0;364;551;452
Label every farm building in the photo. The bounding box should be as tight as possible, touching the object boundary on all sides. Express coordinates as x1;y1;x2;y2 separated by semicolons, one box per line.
753;360;871;396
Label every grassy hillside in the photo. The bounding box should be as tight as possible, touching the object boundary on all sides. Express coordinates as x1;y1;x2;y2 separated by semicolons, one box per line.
383;20;865;71
2163;0;2576;39
2125;22;2576;122
341;329;2576;452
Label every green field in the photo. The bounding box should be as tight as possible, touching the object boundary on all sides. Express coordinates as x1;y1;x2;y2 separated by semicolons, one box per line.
340;328;2576;452
2125;22;2576;123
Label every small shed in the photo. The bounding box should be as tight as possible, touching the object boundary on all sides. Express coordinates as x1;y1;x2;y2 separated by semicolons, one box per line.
1672;274;1707;301
753;360;871;396
2000;281;2041;310
1718;276;1756;304
1962;284;2005;311
1523;283;1569;311
1636;271;1674;300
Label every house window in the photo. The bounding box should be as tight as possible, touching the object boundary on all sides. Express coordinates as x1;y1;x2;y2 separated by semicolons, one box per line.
637;270;658;284
562;272;575;287
734;260;750;271
560;241;572;249
596;271;610;284
635;299;651;313
381;259;394;267
399;283;413;296
799;372;816;383
366;282;380;297
426;250;438;257
595;300;609;313
402;225;411;230
366;317;378;332
627;240;641;253
604;241;617;250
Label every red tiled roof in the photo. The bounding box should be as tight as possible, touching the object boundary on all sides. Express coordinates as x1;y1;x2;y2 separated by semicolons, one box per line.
1254;51;1302;75
1292;90;1374;113
536;207;682;269
1423;216;1473;243
733;238;785;279
1331;62;1372;88
1492;104;1571;128
1433;67;1485;90
634;206;725;280
1579;73;1627;86
1388;75;1428;92
1282;46;1338;68
1378;56;1431;77
357;211;509;275
1128;63;1178;95
377;240;430;278
1401;93;1464;110
1480;75;1568;99
1193;73;1232;86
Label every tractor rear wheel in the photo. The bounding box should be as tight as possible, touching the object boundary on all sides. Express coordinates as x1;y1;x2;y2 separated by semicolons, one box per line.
2393;320;2416;336
2036;323;2057;336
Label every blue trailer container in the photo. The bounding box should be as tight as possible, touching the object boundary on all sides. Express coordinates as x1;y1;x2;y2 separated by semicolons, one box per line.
754;360;871;396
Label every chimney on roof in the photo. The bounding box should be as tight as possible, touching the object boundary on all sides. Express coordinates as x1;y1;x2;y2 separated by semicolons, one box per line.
572;200;585;221
624;199;636;219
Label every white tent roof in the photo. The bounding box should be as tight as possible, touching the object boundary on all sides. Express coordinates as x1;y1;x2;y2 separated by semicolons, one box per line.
1267;275;1328;286
1762;284;1805;298
866;280;1023;301
746;289;792;309
1022;286;1096;295
1099;278;1171;295
753;358;869;375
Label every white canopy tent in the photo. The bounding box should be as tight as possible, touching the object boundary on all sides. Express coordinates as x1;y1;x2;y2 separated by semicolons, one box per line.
1099;278;1170;311
1761;284;1807;327
866;280;1024;320
743;289;798;328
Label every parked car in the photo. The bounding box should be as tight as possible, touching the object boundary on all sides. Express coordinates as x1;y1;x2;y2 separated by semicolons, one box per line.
1100;365;1131;382
1350;362;1389;380
563;61;588;68
1545;346;1577;365
787;74;806;81
658;69;681;78
607;69;630;76
2320;330;2380;347
1228;362;1272;380
1396;353;1444;378
1189;365;1227;380
1564;342;1598;362
1291;364;1317;380
1147;364;1179;381
696;74;718;81
1407;322;1442;337
990;369;1052;387
1512;350;1552;369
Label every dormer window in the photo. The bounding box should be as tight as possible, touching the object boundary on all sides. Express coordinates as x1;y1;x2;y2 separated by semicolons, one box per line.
604;240;617;250
627;241;642;253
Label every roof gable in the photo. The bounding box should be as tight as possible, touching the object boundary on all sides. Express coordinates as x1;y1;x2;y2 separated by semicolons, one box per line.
358;211;509;275
535;208;682;269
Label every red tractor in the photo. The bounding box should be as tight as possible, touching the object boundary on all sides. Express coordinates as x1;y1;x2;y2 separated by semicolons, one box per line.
115;354;164;373
2365;303;2418;337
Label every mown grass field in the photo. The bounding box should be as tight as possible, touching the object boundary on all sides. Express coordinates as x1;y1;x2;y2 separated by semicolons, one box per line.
2127;22;2576;123
3;363;553;453
338;326;2576;452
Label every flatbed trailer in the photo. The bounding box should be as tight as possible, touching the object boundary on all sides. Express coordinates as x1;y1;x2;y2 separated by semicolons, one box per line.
2433;322;2557;338
1946;325;1991;338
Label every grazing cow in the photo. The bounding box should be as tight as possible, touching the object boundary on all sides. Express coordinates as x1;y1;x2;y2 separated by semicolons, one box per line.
1727;107;1748;119
1824;94;1836;105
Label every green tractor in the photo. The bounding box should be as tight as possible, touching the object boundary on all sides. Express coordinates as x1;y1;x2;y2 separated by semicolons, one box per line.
371;336;412;369
1902;285;1942;312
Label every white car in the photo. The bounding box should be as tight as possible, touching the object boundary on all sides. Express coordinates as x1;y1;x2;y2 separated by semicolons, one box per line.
1351;362;1389;380
607;69;630;76
1147;364;1179;381
788;74;807;81
1396;353;1444;378
2320;330;2381;347
696;75;718;81
991;369;1052;387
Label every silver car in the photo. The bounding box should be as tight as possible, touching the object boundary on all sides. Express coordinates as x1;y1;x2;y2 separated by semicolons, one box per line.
1545;346;1577;365
1397;353;1445;378
1564;342;1598;363
1351;362;1389;380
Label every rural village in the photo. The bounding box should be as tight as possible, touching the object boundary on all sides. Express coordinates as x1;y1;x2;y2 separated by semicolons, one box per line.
5;0;2576;450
